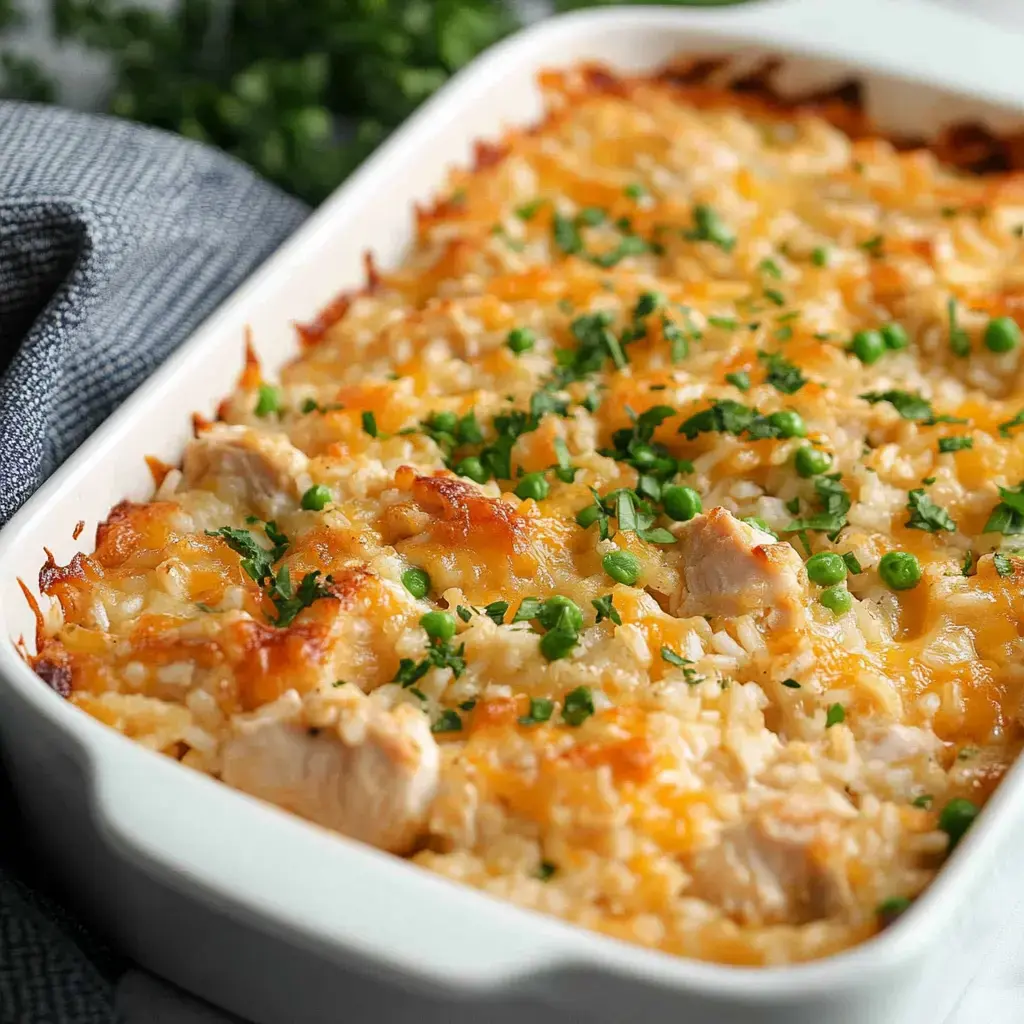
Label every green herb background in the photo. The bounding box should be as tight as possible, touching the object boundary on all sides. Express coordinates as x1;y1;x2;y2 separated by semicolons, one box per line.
0;0;750;205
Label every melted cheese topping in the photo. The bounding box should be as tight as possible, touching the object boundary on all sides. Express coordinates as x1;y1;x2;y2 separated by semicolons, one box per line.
31;65;1024;966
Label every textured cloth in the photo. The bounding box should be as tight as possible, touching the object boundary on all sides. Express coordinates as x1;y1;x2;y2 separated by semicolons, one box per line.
0;100;307;1022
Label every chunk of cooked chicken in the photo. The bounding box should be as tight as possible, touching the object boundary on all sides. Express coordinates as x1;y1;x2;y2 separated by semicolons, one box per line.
686;813;849;926
221;687;439;854
672;507;806;626
182;424;310;520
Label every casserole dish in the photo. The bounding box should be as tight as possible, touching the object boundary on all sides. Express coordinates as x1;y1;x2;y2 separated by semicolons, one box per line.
4;1;1024;1020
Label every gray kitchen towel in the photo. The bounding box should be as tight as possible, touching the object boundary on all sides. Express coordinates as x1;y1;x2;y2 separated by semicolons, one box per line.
0;100;308;1022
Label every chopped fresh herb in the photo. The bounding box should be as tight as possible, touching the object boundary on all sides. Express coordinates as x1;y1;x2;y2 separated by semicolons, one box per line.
332;680;348;688
458;699;477;712
624;182;647;200
860;234;885;257
512;597;545;624
516;198;546;220
431;709;463;734
984;484;1024;535
576;206;606;227
254;384;282;417
519;697;555;726
483;600;509;625
998;410;1024;437
961;550;975;576
683;204;736;252
877;897;912;926
758;257;783;279
361;411;379;437
774;325;793;342
206;524;284;587
589;234;654;268
842;552;863;575
763;287;785;307
782;678;801;689
860;390;934;422
905;489;956;532
994;552;1015;577
552;437;577;483
947;297;970;357
456;605;473;623
785;496;801;515
709;316;739;331
725;370;751;391
938;435;973;454
660;646;690;668
758;351;806;394
581;390;603;414
536;860;557;882
591;594;622;626
825;703;846;728
912;794;933;809
552;212;583;254
268;566;334;628
562;686;595;726
678;399;788;442
811;246;830;267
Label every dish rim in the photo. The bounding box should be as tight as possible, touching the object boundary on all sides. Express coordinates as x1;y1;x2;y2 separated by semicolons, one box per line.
3;0;1024;1002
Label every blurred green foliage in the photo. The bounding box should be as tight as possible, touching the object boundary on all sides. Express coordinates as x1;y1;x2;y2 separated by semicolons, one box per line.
0;0;751;204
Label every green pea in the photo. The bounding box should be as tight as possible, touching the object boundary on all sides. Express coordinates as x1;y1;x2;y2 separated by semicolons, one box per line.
767;410;806;438
603;550;641;585
806;552;847;586
515;472;550;501
421;611;456;641
984;316;1021;353
881;322;909;350
300;484;332;511
662;485;702;522
819;584;852;615
938;797;979;847
879;551;921;591
539;628;577;661
429;410;459;434
794;446;832;478
850;329;886;365
402;566;430;599
576;504;603;529
537;596;583;634
455;457;489;484
507;327;535;354
254;384;281;417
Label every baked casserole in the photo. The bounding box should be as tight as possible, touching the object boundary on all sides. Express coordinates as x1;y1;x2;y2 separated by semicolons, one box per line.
25;63;1024;966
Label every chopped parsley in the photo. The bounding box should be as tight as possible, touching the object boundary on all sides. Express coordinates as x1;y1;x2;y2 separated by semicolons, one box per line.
859;234;885;257
995;553;1016;577
660;646;690;668
552;437;577;483
912;794;933;809
456;605;473;623
205;522;333;628
860;390;935;422
905;489;956;532
961;550;975;576
825;703;846;728
515;198;546;220
758;257;783;279
947;297;971;357
562;686;595;726
536;860;557;881
678;399;792;441
984;484;1024;535
782;678;801;689
998;409;1024;438
709;316;739;331
842;552;863;575
361;411;379;437
725;370;751;392
483;600;509;625
763;287;786;307
683;204;736;252
624;183;647;200
591;594;622;626
254;384;282;417
786;474;850;539
938;435;973;453
759;351;806;394
552;212;583;254
519;697;555;726
431;709;463;734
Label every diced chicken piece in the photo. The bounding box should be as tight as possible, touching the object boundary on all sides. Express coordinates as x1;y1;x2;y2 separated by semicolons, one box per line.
221;688;439;854
686;813;849;926
672;507;806;626
182;424;310;520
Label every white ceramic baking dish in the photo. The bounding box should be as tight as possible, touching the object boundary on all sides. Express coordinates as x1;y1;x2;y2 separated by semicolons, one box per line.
4;2;1024;1022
